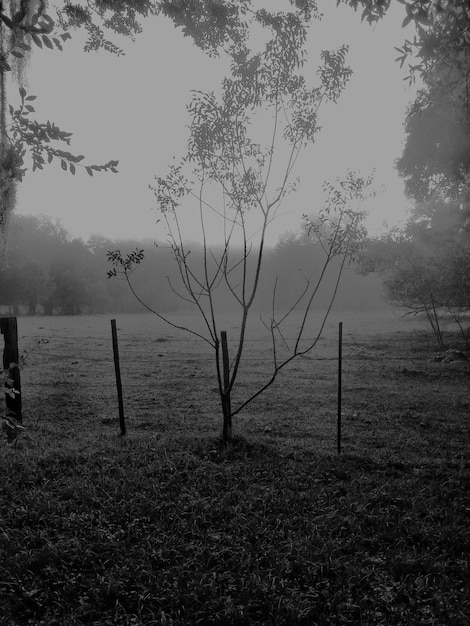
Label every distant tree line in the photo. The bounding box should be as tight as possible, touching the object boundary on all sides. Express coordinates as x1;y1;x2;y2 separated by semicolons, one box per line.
0;214;387;316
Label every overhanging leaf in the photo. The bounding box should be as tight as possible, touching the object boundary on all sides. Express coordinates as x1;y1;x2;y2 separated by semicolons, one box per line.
42;35;54;50
31;33;42;48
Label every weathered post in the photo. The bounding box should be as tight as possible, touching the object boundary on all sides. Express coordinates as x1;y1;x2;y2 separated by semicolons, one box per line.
220;331;232;441
337;321;343;455
111;319;126;436
1;317;22;422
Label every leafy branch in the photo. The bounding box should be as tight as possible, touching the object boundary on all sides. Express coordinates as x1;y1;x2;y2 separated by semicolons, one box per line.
1;366;23;448
5;87;118;181
0;2;72;71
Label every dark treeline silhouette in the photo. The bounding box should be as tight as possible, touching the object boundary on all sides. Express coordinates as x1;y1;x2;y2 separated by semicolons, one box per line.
0;215;387;315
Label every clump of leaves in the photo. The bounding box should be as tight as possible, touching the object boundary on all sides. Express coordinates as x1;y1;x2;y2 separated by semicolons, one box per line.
1;367;23;448
1;414;25;447
8;87;119;181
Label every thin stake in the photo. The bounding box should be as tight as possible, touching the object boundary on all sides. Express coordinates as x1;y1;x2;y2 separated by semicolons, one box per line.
220;330;232;441
337;321;343;454
111;319;126;436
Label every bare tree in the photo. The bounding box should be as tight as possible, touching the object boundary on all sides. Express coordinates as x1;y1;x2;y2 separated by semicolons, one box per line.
108;7;370;441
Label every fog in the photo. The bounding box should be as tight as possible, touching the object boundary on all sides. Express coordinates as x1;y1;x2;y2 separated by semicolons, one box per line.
0;215;388;316
15;2;416;244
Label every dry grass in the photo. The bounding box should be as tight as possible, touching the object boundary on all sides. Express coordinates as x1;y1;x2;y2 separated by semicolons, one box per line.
1;311;469;625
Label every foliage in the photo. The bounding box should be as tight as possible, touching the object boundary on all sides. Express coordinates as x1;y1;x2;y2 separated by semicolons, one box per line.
360;199;470;345
381;0;470;212
390;0;470;87
0;1;119;260
6;87;119;181
0;2;119;177
304;172;371;262
342;0;470;83
52;1;470;74
1;363;23;448
0;0;465;237
396;92;470;202
343;0;470;215
1;368;20;402
54;1;321;56
0;215;107;315
346;0;470;348
395;22;470;206
0;415;24;448
361;229;446;345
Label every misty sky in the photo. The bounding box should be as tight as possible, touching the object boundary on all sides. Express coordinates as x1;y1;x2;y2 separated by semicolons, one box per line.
15;1;418;246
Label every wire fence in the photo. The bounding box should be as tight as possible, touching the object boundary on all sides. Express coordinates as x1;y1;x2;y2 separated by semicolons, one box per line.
4;314;468;460
15;319;463;412
17;334;448;364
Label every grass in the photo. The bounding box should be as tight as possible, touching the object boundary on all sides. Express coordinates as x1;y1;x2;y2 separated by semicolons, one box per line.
1;312;469;625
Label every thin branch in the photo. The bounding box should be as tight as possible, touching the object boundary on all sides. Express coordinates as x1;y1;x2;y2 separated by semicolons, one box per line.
262;88;280;199
123;271;214;347
166;213;217;343
274;273;312;330
231;246;349;418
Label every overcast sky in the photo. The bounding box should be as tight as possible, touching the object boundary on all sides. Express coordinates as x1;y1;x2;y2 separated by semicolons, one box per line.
15;1;418;246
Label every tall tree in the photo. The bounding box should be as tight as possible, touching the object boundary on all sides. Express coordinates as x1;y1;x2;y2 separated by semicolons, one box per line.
396;90;470;203
352;0;470;345
391;0;470;204
343;0;470;80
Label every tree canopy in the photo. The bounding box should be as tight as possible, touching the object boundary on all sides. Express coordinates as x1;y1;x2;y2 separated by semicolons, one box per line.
394;0;470;205
397;90;470;203
349;1;470;342
0;0;464;213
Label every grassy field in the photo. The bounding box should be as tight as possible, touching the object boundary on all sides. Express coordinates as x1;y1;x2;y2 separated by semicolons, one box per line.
1;310;469;625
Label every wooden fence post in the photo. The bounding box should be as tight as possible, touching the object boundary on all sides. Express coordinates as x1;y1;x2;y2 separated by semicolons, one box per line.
111;319;126;436
220;331;232;441
1;317;22;423
337;321;343;455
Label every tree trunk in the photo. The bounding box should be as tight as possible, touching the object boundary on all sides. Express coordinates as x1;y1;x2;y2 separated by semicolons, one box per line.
221;392;232;442
220;331;232;441
1;316;22;422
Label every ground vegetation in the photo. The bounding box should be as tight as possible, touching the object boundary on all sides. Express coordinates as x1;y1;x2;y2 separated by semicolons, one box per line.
0;313;468;624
